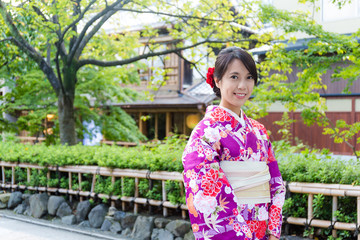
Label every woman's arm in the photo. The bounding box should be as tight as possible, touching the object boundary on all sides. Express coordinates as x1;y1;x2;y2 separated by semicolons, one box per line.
266;140;286;239
183;131;252;240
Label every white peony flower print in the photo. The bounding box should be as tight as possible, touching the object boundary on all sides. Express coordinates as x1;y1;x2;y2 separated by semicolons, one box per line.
225;186;231;194
273;192;285;207
189;179;197;189
204;127;221;143
193;191;217;216
236;214;245;222
257;206;269;221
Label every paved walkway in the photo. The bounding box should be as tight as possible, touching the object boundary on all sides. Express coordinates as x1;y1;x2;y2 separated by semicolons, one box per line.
0;211;128;240
0;217;102;240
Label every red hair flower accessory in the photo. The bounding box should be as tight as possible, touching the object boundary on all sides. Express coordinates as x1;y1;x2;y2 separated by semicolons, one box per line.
206;67;215;88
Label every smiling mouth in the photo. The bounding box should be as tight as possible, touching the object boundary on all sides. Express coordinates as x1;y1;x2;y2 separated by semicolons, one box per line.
234;93;246;97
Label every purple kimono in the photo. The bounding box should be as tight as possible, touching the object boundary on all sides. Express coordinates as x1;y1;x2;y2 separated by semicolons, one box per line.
182;106;285;240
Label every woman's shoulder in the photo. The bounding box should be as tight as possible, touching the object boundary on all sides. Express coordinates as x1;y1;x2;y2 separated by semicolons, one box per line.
247;117;269;138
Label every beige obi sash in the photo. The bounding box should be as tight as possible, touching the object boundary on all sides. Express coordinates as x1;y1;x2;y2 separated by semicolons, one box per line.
220;161;271;204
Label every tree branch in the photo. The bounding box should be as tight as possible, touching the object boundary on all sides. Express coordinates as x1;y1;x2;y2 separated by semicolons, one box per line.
117;7;234;23
0;1;61;95
68;0;129;64
77;38;251;68
73;8;118;60
62;0;97;49
0;37;13;43
32;6;49;22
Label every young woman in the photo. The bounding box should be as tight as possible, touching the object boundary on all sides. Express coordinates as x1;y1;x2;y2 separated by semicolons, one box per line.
182;47;285;240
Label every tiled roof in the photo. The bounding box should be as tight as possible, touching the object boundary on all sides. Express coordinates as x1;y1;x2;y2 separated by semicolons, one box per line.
115;80;217;109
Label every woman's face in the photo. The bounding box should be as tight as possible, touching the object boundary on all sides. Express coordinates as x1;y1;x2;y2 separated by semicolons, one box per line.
215;59;255;115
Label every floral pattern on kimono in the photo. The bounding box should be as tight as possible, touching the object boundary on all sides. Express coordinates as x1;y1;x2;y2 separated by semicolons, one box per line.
182;105;285;240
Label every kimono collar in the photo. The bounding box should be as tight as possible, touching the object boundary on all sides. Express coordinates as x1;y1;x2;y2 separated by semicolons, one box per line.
218;106;246;126
205;105;247;128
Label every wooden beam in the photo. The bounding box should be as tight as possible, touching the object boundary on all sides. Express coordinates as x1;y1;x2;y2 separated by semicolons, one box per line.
139;112;143;134
287;217;356;231
166;112;171;137
155;113;158;140
124;109;200;113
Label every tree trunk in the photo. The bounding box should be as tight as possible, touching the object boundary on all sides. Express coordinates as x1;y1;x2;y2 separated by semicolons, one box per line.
58;89;77;146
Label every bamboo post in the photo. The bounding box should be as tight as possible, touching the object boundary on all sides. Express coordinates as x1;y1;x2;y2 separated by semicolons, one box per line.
68;172;72;202
134;177;139;214
121;177;125;211
308;194;313;220
332;196;338;238
11;166;15;186
78;173;83;201
307;194;314;238
47;171;50;188
179;181;186;219
27;168;30;184
111;176;115;207
91;174;96;193
162;180;168;217
357;197;360;240
2;166;5;184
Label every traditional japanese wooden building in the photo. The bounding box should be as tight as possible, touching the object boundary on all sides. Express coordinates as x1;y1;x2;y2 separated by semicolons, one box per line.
252;40;360;155
115;48;216;140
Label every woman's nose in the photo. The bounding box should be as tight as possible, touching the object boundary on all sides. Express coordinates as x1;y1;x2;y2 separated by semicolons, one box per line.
237;79;246;89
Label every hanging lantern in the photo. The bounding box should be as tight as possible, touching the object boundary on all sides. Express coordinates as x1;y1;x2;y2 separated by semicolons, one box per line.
186;114;200;129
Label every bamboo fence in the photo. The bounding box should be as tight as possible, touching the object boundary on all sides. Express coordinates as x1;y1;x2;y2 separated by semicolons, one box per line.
286;182;360;239
0;161;187;219
0;160;359;239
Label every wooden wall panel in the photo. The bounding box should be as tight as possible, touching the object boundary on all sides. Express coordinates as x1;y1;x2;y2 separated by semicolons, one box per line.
259;111;356;155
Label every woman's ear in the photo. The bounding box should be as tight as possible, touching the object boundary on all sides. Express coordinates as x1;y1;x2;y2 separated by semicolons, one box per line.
214;77;220;88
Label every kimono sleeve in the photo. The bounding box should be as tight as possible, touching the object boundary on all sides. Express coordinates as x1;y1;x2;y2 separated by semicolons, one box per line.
182;130;252;240
265;136;286;239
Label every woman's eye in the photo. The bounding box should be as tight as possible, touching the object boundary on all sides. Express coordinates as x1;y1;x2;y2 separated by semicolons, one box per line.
231;75;238;80
247;75;254;80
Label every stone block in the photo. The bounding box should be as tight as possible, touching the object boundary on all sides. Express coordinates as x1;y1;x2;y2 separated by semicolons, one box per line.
131;215;154;240
151;228;174;240
78;220;91;228
76;200;91;223
101;219;112;231
165;220;191;237
14;202;27;214
184;231;195;240
0;193;11;204
88;204;108;228
110;221;122;234
56;202;72;218
29;193;49;218
62;215;76;225
154;218;171;228
121;213;138;229
48;196;65;215
8;191;22;209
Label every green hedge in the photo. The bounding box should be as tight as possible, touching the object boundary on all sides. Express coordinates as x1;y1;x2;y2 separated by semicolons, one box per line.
1;138;358;185
273;140;359;239
0;136;185;172
1;138;358;181
0;137;359;238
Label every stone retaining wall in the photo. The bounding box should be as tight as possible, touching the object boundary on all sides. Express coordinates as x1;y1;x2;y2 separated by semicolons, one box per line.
0;191;194;240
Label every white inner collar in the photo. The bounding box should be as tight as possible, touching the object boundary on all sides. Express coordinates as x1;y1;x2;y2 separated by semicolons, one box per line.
218;105;246;126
